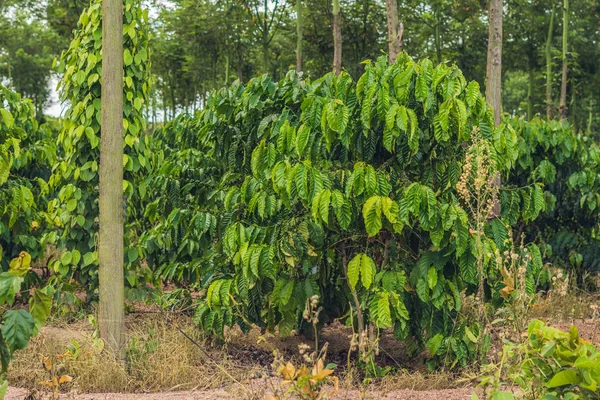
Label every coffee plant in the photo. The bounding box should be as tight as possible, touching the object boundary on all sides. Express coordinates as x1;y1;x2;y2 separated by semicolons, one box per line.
141;54;551;369
0;84;56;284
46;0;154;298
506;117;600;281
0;85;53;395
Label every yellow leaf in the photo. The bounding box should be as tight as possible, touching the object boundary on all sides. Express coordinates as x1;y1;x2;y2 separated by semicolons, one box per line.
311;359;324;376
58;375;73;384
41;354;52;371
312;368;334;382
279;362;296;381
9;251;32;276
38;380;54;387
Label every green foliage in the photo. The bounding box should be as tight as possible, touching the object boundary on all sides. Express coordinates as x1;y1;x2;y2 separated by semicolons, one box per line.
486;320;600;399
506;117;600;277
146;54;544;369
46;0;153;297
0;84;55;276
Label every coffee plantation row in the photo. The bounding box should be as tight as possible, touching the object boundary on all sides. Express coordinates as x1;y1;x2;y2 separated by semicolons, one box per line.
1;0;599;384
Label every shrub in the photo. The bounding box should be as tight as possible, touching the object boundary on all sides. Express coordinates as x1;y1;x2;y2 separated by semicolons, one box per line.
483;320;600;399
143;54;550;369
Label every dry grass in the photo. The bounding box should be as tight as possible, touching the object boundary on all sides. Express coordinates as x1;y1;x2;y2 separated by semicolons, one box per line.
9;314;257;395
378;369;470;392
528;291;598;323
9;292;597;398
8;313;474;397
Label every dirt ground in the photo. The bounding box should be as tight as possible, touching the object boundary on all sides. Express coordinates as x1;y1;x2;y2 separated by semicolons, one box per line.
5;386;475;400
5;300;598;400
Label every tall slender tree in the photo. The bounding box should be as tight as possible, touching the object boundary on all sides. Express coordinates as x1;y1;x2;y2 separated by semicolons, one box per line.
385;0;402;63
486;0;503;125
243;0;286;74
99;0;125;358
545;4;555;119
559;0;569;120
296;0;302;72
486;0;503;219
332;0;341;75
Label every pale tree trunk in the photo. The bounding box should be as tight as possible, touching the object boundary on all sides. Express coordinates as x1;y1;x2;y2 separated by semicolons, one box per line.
434;2;442;63
559;0;569;121
486;0;503;220
296;0;303;72
385;0;402;63
99;0;125;360
545;5;555;119
486;0;503;126
587;96;593;134
527;54;534;121
332;0;342;75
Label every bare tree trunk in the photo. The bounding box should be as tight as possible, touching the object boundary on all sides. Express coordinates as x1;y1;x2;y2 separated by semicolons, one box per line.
296;0;303;72
546;5;555;119
385;0;402;63
486;0;503;218
225;55;229;84
332;0;342;75
434;2;442;63
559;0;569;121
486;0;503;126
527;54;534;121
587;96;594;134
99;0;125;360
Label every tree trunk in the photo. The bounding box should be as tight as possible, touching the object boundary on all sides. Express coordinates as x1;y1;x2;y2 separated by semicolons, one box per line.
332;0;342;75
99;0;125;360
296;0;303;72
170;81;176;120
385;0;402;63
486;0;503;218
434;2;442;63
486;0;503;126
571;87;576;130
162;90;167;123
587;96;593;134
262;39;269;74
545;5;555;119
527;55;534;121
559;0;569;121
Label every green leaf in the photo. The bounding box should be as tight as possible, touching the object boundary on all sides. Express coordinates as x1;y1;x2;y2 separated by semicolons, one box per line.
376;293;393;328
29;289;52;336
0;272;22;306
127;248;138;263
360;254;376;289
61;251;72;265
83;252;97;266
319;189;331;225
347;254;361;290
124;49;133;66
491;392;515;400
66;199;78;212
1;310;34;352
363;196;382;237
547;370;581;388
0;109;14;129
427;267;437;289
381;197;399;224
0;380;7;398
